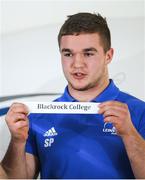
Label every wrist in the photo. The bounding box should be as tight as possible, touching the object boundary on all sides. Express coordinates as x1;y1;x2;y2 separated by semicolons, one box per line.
121;124;137;139
121;127;140;144
10;137;27;146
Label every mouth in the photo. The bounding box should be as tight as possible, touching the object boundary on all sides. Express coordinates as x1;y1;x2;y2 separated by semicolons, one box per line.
71;72;87;80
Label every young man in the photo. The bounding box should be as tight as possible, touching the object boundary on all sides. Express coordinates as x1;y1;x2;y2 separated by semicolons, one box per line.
2;12;145;179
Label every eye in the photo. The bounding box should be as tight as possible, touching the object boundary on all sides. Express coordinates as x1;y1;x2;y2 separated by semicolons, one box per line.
84;52;94;57
64;53;73;57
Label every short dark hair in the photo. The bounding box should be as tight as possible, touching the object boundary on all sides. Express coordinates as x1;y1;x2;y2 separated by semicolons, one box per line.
58;12;111;53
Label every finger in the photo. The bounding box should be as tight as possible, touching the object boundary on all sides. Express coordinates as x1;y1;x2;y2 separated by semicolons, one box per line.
104;116;123;133
100;107;127;118
15;119;29;129
10;103;29;114
6;113;27;123
98;102;128;114
99;104;127;115
99;101;126;108
104;116;119;124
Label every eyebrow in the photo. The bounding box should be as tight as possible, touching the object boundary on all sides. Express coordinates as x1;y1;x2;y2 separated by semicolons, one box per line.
83;48;97;52
61;48;72;53
61;47;97;53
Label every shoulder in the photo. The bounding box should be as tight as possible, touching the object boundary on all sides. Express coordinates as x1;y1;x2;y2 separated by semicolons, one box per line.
117;91;145;105
53;96;62;102
117;91;145;132
53;93;67;102
117;91;145;114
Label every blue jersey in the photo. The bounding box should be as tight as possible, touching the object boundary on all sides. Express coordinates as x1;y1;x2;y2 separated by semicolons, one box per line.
25;80;145;179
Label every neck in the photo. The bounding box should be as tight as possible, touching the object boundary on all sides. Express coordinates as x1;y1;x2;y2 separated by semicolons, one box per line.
68;79;110;102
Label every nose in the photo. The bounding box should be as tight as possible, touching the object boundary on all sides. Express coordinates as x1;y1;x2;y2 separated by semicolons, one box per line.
73;53;85;68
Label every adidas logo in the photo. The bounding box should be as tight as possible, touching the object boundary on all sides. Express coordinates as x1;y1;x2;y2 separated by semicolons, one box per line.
43;127;58;137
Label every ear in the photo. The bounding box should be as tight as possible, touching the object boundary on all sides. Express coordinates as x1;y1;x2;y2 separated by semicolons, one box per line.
105;48;114;65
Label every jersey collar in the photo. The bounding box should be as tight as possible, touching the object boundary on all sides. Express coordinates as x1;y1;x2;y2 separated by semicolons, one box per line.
59;79;120;102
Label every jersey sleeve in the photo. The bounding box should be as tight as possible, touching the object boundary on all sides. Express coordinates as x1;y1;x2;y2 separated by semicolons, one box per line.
25;114;38;157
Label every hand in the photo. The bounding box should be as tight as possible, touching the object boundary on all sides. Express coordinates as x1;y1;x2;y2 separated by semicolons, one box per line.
98;101;136;137
5;103;29;143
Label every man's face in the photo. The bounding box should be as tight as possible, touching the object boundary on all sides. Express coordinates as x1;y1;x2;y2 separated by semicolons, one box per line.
60;33;113;91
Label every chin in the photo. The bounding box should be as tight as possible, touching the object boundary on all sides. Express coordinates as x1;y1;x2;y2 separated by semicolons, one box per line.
70;83;91;91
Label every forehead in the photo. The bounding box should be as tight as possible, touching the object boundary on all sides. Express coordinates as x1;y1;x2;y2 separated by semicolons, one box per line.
60;33;102;51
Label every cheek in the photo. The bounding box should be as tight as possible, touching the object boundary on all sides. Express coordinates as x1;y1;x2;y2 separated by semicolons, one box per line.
88;61;100;71
62;61;71;73
88;60;105;74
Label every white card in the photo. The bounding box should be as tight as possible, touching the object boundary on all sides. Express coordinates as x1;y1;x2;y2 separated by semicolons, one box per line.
23;102;100;114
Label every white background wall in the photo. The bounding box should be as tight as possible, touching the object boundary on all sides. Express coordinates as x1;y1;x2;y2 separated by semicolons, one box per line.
1;0;145;99
0;5;2;95
0;0;145;160
1;17;145;98
0;45;2;95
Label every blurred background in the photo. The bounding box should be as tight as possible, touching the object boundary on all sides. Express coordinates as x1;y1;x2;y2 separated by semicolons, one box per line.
0;0;145;160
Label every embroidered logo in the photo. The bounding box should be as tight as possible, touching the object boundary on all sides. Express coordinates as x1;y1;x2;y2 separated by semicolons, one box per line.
43;127;58;147
44;127;58;137
103;122;117;135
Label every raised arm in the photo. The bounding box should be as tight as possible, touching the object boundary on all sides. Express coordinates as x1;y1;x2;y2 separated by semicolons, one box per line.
99;101;145;179
1;103;39;178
